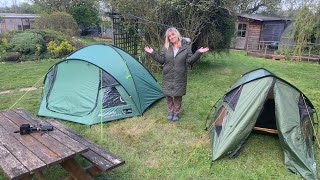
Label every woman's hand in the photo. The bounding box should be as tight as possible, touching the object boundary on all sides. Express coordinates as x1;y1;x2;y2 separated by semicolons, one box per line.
144;46;154;54
198;47;209;53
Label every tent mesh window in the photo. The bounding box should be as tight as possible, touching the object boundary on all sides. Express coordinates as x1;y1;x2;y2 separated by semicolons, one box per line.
298;95;314;157
213;106;228;136
298;95;314;121
47;66;57;82
45;66;57;100
224;86;242;110
102;87;127;108
301;116;313;157
101;71;119;87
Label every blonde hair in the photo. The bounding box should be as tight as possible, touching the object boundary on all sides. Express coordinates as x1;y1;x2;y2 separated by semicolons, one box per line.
164;27;182;49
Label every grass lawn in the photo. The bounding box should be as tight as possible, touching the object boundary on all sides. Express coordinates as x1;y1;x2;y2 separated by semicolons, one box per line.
0;50;319;179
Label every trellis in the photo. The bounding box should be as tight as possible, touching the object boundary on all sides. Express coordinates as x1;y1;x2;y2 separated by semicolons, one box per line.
109;14;142;59
108;13;162;73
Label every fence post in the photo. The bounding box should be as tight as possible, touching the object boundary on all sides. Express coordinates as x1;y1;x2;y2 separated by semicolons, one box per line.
308;46;311;62
264;44;267;57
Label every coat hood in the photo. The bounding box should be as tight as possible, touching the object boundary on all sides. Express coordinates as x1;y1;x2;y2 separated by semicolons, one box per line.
181;37;191;46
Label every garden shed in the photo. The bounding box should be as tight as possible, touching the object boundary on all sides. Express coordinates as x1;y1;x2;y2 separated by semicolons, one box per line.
232;13;291;51
0;13;38;33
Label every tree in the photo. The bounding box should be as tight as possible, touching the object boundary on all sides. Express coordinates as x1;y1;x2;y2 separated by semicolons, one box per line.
0;2;41;13
223;0;281;14
30;0;85;13
35;12;80;37
70;1;101;27
292;2;320;59
110;0;234;52
17;3;40;13
31;0;102;35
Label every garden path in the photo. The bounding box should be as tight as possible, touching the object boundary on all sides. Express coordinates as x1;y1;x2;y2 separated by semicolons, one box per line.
0;87;38;95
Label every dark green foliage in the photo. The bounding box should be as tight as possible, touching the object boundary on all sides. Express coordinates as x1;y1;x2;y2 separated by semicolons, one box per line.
292;3;320;59
8;32;44;54
35;12;79;37
194;8;235;51
26;29;67;44
1;52;21;62
69;1;101;36
70;1;100;26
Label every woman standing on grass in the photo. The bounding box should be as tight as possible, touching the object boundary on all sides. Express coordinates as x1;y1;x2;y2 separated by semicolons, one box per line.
144;27;209;121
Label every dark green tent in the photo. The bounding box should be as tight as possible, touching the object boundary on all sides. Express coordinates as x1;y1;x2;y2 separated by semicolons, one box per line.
208;68;318;179
38;44;164;125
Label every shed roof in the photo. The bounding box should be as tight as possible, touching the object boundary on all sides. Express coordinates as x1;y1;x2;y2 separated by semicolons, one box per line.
0;13;39;19
238;13;291;21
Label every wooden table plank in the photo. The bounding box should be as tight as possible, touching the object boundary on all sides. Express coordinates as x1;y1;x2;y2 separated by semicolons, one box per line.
1;111;75;165
13;109;88;154
0;109;98;180
48;120;124;165
0;144;29;180
0;125;46;172
81;150;114;171
0;112;59;165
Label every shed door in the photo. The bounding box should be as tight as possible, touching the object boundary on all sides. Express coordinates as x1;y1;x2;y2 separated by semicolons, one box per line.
234;22;248;50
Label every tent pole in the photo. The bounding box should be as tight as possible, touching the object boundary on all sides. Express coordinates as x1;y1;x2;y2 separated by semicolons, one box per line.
204;98;220;131
253;127;278;134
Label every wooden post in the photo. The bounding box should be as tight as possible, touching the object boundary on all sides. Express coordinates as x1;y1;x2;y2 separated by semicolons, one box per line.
61;158;94;180
19;174;34;180
34;171;45;180
85;165;103;177
264;44;267;57
20;18;24;31
308;46;311;62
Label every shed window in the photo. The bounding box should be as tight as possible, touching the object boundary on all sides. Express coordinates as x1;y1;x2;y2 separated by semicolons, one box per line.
237;23;247;37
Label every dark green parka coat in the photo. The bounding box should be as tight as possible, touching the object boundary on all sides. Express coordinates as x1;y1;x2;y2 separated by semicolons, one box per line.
150;39;202;97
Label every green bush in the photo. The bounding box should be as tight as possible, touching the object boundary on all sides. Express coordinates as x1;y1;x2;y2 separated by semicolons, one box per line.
26;29;67;44
1;52;21;62
310;46;320;55
8;32;44;54
69;37;86;49
35;12;80;37
3;29;87;61
0;38;8;57
47;40;76;57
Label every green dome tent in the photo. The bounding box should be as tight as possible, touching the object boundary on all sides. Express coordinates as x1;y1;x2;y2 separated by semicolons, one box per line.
208;68;318;179
38;44;164;125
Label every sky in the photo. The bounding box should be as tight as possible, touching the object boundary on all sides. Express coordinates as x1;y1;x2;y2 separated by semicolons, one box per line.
0;0;29;8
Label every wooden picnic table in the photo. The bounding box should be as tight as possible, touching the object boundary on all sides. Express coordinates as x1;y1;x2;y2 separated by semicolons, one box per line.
0;108;124;180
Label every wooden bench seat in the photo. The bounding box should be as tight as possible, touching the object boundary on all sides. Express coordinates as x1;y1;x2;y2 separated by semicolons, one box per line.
47;120;125;178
